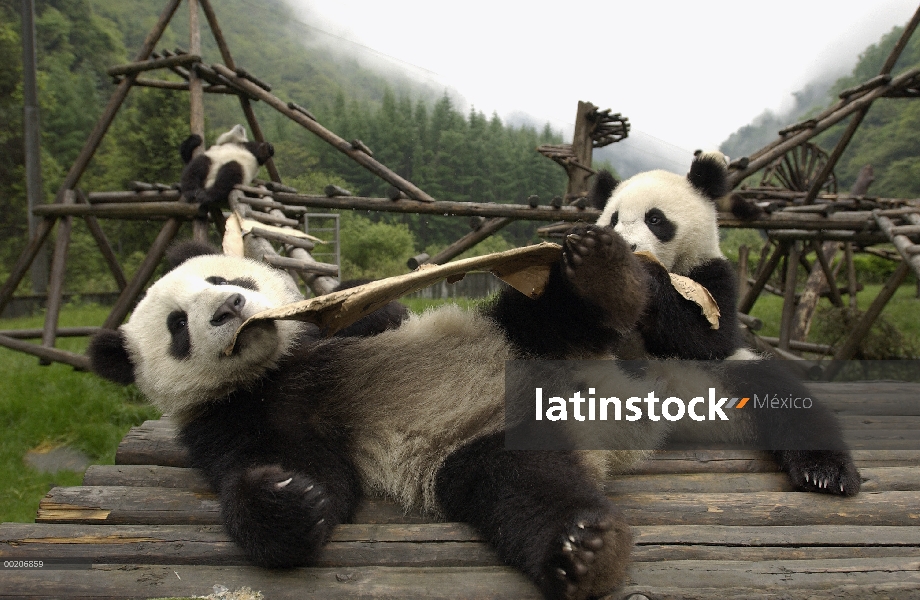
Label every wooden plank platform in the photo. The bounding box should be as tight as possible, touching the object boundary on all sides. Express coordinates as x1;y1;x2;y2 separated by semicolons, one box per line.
2;382;919;599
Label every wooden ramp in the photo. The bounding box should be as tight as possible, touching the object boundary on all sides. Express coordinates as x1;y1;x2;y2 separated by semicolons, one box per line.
2;382;919;599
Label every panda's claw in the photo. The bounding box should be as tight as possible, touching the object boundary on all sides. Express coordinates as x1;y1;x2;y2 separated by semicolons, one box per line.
275;477;293;489
781;449;861;496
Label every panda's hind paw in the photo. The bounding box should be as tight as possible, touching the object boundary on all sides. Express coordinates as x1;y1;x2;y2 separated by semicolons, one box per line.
542;509;631;600
782;450;861;496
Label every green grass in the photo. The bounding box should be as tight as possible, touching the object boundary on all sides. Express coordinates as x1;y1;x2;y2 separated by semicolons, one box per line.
748;283;920;348
0;305;160;523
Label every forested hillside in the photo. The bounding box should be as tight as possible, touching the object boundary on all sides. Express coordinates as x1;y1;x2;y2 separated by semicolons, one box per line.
0;0;569;289
721;21;920;199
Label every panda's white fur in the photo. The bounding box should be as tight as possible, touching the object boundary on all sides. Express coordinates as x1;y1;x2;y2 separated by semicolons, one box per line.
202;125;260;189
121;254;302;415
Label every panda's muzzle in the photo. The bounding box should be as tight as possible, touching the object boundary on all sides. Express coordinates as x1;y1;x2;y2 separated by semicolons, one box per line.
211;293;246;326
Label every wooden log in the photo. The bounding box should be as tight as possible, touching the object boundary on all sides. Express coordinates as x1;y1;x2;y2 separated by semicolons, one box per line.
33;485;920;528
739;241;786;314
406;253;430;270
198;0;235;69
102;219;182;330
790;241;842;342
288;101;317;121
0;216;56;316
828;261;911;368
426;218;513;265
244;209;300;228
262;254;339;277
777;241;800;350
759;336;833;355
40;191;77;364
737;244;749;300
0;563;542;600
275;193;599;222
106;53;200;77
249;226;315;251
239;97;282;182
76;191;128;291
33;202;200;219
86;190;181;203
0;334;89;370
0;326;100;339
324;184;352;197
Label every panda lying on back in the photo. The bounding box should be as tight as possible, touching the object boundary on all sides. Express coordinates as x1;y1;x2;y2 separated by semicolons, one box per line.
89;227;655;600
588;152;861;496
179;124;274;207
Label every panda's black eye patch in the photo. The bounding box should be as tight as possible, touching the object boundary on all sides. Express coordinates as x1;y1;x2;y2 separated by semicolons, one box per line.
228;277;258;291
206;276;258;291
166;310;191;360
645;208;676;242
609;211;618;227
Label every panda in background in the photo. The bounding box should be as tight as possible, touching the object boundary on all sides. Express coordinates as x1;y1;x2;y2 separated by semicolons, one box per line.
588;152;861;496
88;227;663;600
179;124;274;207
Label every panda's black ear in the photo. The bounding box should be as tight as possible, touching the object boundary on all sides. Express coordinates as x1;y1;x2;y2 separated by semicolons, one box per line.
165;241;221;270
87;329;135;385
588;170;619;210
687;153;730;201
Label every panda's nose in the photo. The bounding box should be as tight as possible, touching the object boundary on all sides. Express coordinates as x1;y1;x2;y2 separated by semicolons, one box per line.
210;293;246;326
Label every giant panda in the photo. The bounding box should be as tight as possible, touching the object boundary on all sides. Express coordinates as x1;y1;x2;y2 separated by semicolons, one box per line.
588;152;861;496
88;225;682;600
179;124;275;207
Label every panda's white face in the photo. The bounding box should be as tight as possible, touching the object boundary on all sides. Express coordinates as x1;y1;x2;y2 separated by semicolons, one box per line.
596;170;723;275
120;255;303;416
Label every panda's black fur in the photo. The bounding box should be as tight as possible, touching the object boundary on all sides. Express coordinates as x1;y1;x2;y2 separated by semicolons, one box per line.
88;226;653;599
179;124;274;207
589;153;861;498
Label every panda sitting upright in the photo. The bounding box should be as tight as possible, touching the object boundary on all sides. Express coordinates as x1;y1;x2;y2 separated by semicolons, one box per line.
89;227;663;600
588;152;861;496
589;151;744;360
179;124;274;207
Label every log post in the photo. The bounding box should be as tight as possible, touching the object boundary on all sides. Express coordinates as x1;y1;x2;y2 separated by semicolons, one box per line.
739;241;788;314
845;242;859;309
566;101;597;200
737;244;750;300
777;241;801;351
188;0;210;244
39;191;76;364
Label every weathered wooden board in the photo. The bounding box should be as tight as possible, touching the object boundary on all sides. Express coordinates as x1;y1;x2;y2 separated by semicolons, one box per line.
82;464;920;493
34;485;920;527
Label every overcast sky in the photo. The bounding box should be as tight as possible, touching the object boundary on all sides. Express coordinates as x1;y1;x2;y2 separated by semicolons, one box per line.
291;1;918;154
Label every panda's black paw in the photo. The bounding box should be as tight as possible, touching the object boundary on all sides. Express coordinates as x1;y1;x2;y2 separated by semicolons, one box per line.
780;450;861;496
221;465;337;567
542;509;632;600
562;224;648;332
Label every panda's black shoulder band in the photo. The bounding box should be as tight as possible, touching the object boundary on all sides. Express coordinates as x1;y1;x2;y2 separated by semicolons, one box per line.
588;170;619;210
